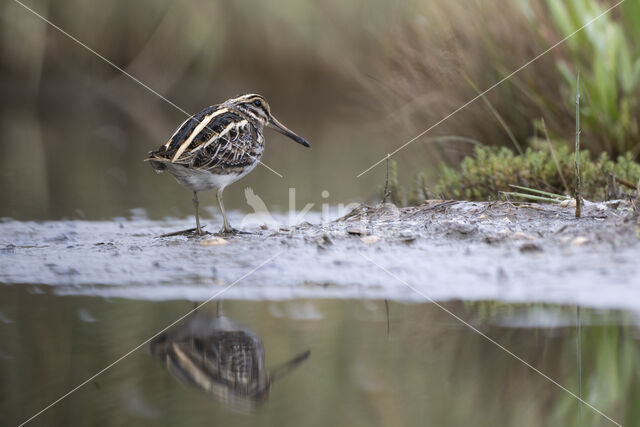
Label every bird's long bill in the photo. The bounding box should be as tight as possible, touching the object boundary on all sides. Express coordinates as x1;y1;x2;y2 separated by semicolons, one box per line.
268;116;310;147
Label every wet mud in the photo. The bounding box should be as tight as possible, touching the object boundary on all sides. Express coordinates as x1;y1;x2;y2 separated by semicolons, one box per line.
1;200;638;310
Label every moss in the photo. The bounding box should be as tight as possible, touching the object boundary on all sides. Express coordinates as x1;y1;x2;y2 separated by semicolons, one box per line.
432;145;640;202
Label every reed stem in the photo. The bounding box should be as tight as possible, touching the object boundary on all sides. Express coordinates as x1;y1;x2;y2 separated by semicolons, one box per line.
574;73;582;218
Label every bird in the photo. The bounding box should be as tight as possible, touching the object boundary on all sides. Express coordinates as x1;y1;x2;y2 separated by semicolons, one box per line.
149;311;311;413
146;94;310;235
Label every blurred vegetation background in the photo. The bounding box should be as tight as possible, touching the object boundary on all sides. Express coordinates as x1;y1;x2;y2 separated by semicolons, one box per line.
1;0;638;219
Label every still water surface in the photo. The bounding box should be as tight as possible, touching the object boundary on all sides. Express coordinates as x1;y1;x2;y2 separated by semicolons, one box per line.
1;284;638;427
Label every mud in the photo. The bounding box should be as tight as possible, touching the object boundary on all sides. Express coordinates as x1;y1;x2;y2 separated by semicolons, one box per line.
1;200;638;310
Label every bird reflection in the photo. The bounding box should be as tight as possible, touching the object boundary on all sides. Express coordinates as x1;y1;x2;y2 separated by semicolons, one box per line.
150;308;310;413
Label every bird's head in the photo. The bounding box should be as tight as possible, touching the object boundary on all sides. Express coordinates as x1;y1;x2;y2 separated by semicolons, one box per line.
226;94;310;147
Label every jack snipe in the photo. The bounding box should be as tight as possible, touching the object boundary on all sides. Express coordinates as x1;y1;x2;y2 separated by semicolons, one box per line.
150;311;311;413
147;94;310;235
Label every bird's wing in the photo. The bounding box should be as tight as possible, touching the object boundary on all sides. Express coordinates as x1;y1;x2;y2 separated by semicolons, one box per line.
147;106;260;171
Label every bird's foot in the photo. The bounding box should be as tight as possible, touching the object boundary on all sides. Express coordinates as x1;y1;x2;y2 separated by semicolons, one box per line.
216;226;251;236
195;227;208;236
157;225;209;238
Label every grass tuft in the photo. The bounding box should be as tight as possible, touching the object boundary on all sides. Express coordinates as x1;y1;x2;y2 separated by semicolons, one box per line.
432;146;640;202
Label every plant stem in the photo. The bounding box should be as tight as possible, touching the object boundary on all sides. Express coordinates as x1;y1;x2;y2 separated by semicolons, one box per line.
574;73;582;218
382;154;391;204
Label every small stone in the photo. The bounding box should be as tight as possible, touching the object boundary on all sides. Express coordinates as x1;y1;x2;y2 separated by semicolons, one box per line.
360;235;380;244
571;236;589;246
520;242;543;253
511;231;535;241
398;229;416;243
399;229;414;238
450;221;477;235
317;234;333;246
201;237;228;246
560;199;577;208
485;234;505;244
347;228;367;236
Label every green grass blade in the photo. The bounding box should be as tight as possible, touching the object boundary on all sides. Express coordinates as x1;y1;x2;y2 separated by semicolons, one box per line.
508;185;571;200
501;191;564;203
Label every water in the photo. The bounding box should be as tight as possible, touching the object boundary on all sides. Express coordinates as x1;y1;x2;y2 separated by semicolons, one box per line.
1;284;638;427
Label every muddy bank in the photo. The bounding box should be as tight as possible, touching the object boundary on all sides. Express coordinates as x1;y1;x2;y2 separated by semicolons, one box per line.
0;201;638;310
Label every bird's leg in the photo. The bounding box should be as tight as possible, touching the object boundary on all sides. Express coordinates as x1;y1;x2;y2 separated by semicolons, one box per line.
192;191;205;236
216;188;234;233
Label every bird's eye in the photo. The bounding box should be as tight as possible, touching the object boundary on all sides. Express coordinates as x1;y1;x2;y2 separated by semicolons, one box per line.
253;100;262;107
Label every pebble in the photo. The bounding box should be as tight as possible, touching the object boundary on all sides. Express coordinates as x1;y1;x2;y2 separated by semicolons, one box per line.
450;221;477;235
511;232;536;241
398;229;416;243
200;237;228;246
520;242;543;253
361;235;380;244
316;234;333;248
347;228;367;236
571;236;589;246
